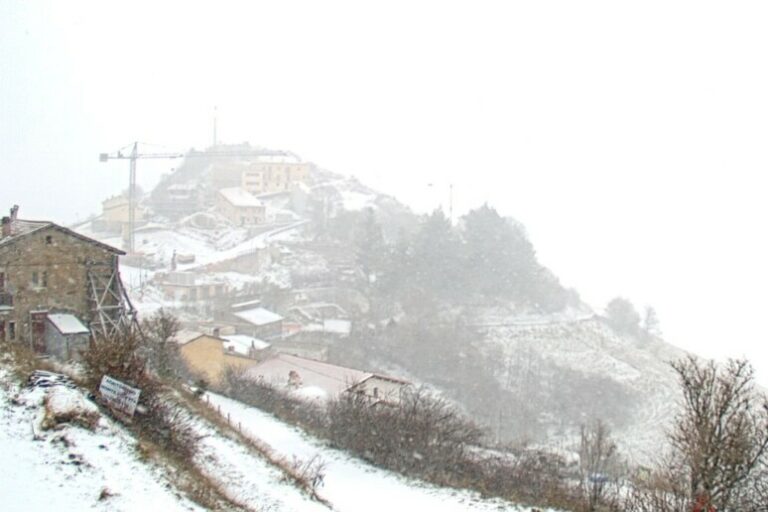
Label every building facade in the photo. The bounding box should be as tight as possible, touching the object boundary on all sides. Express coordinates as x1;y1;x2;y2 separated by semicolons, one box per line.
241;160;311;196
216;187;266;226
0;208;129;351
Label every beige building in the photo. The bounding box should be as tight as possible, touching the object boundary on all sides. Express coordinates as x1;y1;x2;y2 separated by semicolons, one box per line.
241;159;311;196
101;195;147;225
217;187;266;226
175;330;268;385
93;195;148;239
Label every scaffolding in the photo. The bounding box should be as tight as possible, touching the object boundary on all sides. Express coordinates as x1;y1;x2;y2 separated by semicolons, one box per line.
87;259;137;341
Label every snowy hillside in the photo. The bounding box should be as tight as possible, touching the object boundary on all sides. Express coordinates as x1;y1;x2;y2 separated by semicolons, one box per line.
0;357;568;512
73;154;694;473
482;314;687;465
0;368;203;512
205;392;562;512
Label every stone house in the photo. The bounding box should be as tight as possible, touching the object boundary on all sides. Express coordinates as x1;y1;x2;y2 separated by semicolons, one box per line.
0;206;130;352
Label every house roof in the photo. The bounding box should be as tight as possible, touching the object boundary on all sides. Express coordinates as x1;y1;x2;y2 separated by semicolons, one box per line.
219;187;264;208
221;334;270;356
244;354;409;401
172;329;208;345
233;307;283;326
244;354;370;399
47;314;89;335
231;298;262;310
0;219;125;255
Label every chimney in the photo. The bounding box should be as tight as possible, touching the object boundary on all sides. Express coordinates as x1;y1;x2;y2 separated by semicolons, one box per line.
1;217;10;238
9;205;19;223
212;327;220;337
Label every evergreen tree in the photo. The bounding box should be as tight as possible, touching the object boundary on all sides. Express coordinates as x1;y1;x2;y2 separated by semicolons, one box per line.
410;210;464;298
462;204;539;300
353;208;385;282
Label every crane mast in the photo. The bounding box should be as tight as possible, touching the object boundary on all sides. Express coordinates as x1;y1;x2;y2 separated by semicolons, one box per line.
100;142;299;253
99;142;184;253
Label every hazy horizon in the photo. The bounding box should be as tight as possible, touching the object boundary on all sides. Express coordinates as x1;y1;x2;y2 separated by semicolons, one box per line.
3;1;768;382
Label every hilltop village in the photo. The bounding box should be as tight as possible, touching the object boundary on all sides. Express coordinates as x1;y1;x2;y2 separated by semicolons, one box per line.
1;143;415;405
4;142;768;512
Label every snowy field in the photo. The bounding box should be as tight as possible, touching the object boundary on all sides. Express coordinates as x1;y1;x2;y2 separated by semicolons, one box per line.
206;392;564;512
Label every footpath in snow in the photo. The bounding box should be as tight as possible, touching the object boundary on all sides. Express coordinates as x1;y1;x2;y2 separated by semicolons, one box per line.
206;392;562;512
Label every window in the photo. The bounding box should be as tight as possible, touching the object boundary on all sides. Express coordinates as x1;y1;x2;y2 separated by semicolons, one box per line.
8;321;14;341
31;271;38;286
41;271;48;288
45;235;52;245
373;387;379;398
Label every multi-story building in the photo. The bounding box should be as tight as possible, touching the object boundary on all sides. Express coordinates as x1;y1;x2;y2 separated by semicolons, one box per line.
0;206;131;353
241;157;312;196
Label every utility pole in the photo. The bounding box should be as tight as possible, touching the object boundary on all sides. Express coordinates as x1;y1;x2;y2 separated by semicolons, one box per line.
128;142;137;253
213;106;218;148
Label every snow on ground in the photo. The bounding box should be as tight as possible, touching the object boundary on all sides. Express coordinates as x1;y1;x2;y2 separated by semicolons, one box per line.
0;370;203;512
191;414;332;512
337;190;377;211
205;392;564;512
484;317;685;465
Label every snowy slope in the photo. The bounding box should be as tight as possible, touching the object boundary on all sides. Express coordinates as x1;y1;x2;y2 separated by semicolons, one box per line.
483;316;686;465
0;371;203;512
206;392;565;512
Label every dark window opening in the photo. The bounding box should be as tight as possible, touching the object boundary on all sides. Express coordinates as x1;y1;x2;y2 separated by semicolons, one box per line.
8;321;14;341
45;235;52;245
31;271;38;286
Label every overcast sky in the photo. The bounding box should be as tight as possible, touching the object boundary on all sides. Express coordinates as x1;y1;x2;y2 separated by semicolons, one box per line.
2;1;768;381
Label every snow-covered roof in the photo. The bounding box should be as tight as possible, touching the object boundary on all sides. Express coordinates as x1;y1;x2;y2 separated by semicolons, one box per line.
47;314;89;335
219;187;264;208
231;298;262;310
173;329;206;345
234;307;284;326
244;354;370;398
304;319;352;336
0;219;124;254
222;334;270;356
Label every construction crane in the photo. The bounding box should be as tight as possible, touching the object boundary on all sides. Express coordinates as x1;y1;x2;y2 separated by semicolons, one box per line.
100;142;300;253
99;142;184;253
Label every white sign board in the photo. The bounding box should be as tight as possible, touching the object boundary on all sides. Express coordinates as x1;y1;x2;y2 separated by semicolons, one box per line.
99;375;141;417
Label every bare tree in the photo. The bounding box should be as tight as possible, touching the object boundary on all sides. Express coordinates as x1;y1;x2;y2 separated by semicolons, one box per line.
140;308;182;380
579;419;618;511
669;356;768;510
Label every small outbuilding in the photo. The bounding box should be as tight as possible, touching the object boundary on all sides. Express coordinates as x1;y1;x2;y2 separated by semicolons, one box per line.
45;313;90;361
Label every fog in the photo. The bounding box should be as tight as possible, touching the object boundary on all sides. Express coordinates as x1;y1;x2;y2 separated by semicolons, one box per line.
3;1;768;383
